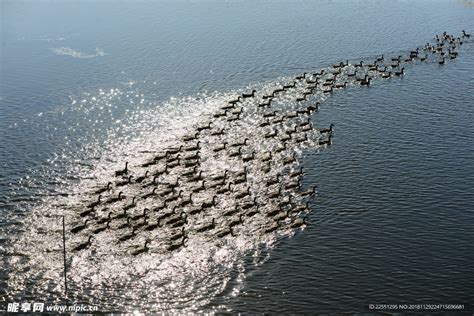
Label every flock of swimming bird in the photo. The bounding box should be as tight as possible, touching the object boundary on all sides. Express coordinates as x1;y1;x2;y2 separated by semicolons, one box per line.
70;31;470;256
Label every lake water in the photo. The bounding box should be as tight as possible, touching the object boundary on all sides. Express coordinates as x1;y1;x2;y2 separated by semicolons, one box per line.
1;0;473;314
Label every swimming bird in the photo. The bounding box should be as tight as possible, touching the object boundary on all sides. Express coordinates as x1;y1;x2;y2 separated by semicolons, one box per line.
135;171;149;183
229;96;242;105
178;193;193;207
394;68;405;76
92;220;110;234
97;211;112;224
217;182;233;194
228;147;242;157
293;201;311;214
229;214;244;228
107;192;125;204
360;77;372;86
123;197;137;211
153;164;170;178
131;208;148;221
282;153;297;165
184;141;200;152
211;127;225;136
290;216;307;229
71;219;89;234
131;240;150;256
300;186;317;197
318;135;333;146
170;227;186;241
462;30;470;38
317;123;335;134
261;152;272;162
145;218;162;231
240;197;258;210
196;218;216;233
181;166;198;177
230;138;249;147
197;122;213;132
115;162;129;177
439;57;446;65
259;99;272;107
274;210;289;222
212;170;229;181
266;174;280;186
141;188;157;199
242;90;256;98
119;227;138;243
192;180;206;193
116;175;133;187
201;196;218;209
235;187;251;199
183;132;199;141
94;182;112;195
73;236;93;252
264;221;280;233
295;72;307;80
216;226;234;238
167;236;187;252
267;187;281;199
264;129;278;138
391;55;402;62
381;71;392;78
285;179;302;190
223;206;239;217
234;167;248;178
87;195;101;209
294;133;307;143
290;167;304;178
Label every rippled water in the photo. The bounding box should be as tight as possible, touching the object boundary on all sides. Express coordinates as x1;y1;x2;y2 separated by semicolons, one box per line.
1;0;474;314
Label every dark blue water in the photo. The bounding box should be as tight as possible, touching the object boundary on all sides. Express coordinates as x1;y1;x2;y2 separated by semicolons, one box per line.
1;0;473;314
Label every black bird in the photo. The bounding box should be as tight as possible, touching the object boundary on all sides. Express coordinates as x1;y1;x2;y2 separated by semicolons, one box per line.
167;236;187;252
116;175;133;187
170;227;186;241
394;68;405;76
242;90;256;98
196;218;216;233
107;191;125;204
201;196;217;209
97;211;112;224
300;185;317;197
235;187;251;199
197;122;213;132
183;132;199;142
92;221;110;234
230;138;249;147
290;167;304;178
264;221;280;233
135;171;149;183
131;240;151;256
71;219;89;234
282;153;297;165
462;30;470;38
318;135;333;146
216;226;234;238
118;227;137;242
94;182;112;195
115;162;129;177
317;123;335;134
73;236;92;252
87;195;101;209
